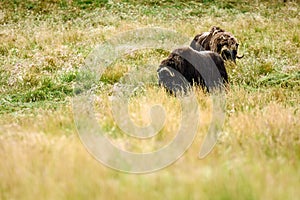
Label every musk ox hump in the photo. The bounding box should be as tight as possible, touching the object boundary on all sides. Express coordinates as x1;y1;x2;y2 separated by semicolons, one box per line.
190;32;210;51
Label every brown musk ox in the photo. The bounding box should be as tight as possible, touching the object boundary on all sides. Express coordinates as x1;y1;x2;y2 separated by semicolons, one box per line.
157;47;228;94
190;26;244;62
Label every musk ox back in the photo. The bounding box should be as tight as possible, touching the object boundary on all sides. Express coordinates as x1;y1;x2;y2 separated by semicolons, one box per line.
190;26;244;62
157;47;228;94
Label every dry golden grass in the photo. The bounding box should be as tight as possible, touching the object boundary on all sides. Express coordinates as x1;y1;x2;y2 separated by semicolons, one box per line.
1;97;299;199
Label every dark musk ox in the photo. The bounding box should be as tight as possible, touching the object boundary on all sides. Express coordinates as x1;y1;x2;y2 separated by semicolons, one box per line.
190;26;244;62
157;47;228;94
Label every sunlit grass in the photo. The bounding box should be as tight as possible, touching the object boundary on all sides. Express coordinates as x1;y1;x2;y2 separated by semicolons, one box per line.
0;0;299;199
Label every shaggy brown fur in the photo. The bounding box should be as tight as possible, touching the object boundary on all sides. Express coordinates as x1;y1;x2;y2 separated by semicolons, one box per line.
157;47;228;94
190;26;243;62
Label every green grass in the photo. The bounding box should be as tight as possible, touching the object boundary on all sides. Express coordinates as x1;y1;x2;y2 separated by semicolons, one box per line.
0;0;300;199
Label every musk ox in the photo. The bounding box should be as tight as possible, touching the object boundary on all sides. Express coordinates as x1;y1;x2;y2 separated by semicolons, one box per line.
190;26;244;62
157;47;228;94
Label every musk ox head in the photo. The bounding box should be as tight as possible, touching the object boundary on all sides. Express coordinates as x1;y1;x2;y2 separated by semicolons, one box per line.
190;26;244;62
157;47;228;94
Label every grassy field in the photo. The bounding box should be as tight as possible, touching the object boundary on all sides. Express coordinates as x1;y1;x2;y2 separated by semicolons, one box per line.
0;0;300;199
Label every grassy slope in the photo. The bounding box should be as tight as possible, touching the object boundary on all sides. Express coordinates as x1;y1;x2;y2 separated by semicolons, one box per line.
0;0;300;199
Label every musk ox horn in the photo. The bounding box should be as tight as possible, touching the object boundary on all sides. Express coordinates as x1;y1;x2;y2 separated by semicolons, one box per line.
236;54;244;59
